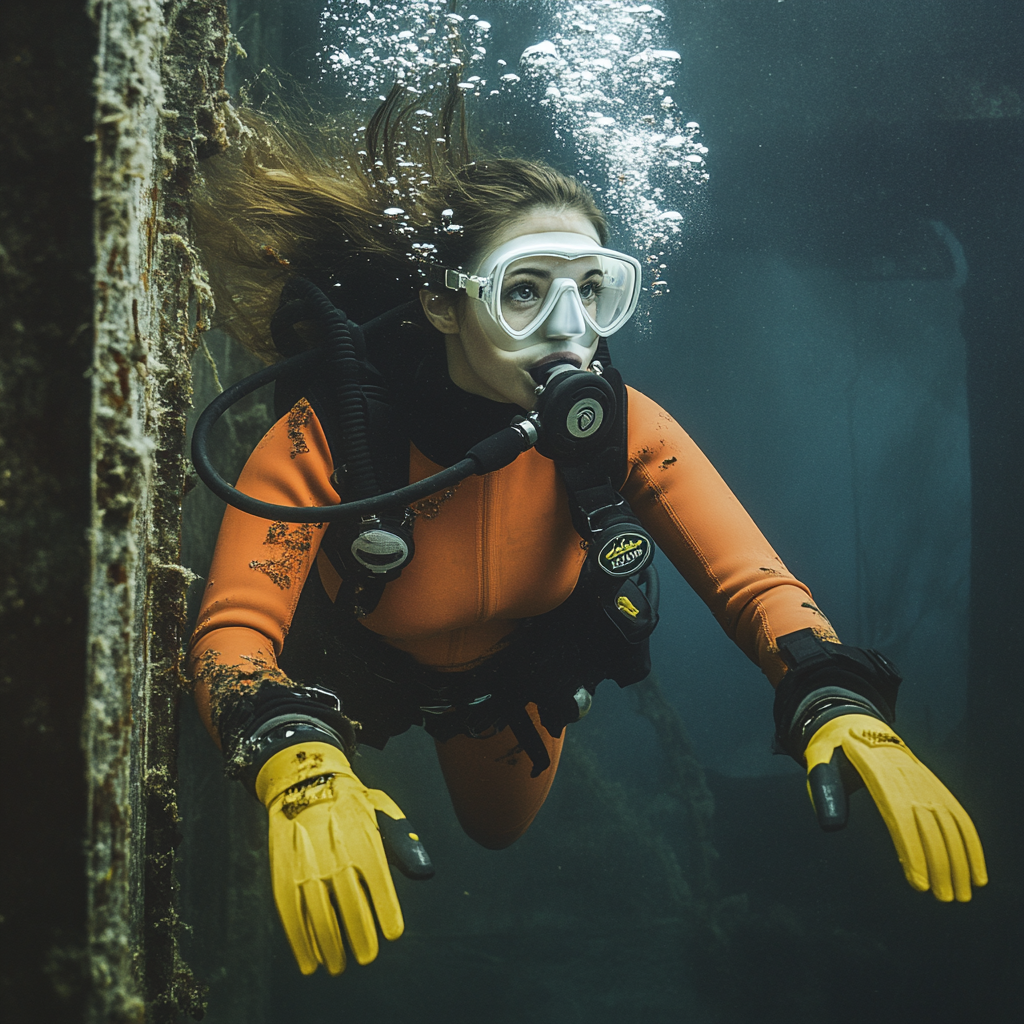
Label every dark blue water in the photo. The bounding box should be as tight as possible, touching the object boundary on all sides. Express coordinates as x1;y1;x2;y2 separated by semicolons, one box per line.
178;2;1023;1021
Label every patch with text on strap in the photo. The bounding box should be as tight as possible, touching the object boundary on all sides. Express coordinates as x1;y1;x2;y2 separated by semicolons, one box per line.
597;530;653;576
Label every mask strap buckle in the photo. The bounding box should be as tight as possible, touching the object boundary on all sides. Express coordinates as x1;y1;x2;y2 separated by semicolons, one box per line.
444;269;489;300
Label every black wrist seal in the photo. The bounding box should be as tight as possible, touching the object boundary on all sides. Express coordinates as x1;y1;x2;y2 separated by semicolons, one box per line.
772;628;902;765
218;681;359;795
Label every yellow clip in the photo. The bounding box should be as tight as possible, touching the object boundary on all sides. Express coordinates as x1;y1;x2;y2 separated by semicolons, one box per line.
616;595;640;619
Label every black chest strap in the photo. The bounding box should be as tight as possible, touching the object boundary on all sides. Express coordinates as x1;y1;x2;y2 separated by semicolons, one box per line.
555;368;660;649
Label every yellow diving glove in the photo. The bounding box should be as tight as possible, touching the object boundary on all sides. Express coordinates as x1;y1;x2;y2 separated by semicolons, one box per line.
255;741;433;975
805;715;987;902
772;628;987;903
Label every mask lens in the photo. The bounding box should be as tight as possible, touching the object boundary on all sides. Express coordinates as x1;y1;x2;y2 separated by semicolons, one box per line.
497;253;638;337
591;255;638;332
498;260;552;333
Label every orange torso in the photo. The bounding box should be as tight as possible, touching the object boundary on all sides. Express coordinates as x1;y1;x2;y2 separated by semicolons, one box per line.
345;445;586;667
189;385;836;739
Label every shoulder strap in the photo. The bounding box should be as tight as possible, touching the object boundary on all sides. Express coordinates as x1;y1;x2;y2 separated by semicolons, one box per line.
272;305;420;499
555;364;630;513
271;307;418;616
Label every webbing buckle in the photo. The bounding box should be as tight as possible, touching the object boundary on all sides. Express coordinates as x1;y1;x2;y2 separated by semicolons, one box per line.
583;495;627;537
444;268;489;300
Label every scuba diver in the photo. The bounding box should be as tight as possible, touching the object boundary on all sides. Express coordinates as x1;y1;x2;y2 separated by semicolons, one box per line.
187;86;987;977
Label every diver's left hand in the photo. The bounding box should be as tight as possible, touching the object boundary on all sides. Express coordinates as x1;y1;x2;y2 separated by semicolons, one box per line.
804;714;987;902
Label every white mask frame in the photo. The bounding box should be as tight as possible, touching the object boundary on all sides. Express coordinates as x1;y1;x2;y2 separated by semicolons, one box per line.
444;232;643;347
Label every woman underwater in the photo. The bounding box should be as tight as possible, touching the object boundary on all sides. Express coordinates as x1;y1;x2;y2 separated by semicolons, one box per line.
188;87;987;976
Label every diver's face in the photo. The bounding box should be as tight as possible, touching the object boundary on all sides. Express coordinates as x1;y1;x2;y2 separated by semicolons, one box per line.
438;209;603;411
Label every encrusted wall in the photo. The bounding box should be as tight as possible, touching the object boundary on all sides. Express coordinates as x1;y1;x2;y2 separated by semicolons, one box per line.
2;2;229;1020
88;4;231;1018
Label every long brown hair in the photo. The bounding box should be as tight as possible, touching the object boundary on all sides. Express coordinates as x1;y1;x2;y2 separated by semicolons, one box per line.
194;83;608;362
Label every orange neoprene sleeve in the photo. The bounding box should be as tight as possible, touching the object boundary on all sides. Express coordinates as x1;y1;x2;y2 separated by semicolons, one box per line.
188;399;336;741
621;386;838;684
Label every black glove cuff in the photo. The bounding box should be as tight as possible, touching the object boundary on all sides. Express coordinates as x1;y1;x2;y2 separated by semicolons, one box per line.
218;681;359;794
772;628;902;764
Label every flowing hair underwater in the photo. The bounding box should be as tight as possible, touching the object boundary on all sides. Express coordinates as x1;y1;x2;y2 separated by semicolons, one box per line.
192;82;609;361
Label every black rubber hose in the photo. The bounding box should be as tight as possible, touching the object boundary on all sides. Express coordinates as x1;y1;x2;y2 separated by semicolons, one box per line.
189;350;534;522
269;297;316;358
284;278;380;500
639;563;660;615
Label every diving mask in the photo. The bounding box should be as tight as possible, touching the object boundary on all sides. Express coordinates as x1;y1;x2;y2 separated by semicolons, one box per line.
444;232;642;351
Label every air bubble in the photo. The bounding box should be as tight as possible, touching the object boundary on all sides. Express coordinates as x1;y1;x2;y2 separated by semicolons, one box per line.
316;0;707;299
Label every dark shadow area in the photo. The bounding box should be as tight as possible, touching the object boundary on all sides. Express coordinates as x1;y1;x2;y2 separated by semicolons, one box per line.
0;4;98;1020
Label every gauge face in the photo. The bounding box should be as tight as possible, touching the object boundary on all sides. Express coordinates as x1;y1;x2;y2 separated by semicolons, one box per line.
352;529;410;573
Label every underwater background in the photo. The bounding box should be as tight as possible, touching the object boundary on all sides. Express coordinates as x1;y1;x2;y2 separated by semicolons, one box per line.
176;2;1022;1021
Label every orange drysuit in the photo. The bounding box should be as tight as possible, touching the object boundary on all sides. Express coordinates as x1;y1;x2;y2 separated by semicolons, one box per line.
189;383;836;848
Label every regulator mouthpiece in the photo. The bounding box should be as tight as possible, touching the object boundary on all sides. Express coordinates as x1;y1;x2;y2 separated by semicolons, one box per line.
531;362;616;460
528;358;579;386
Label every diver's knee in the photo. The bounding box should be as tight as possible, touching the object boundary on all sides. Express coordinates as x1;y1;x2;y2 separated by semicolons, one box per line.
458;815;536;851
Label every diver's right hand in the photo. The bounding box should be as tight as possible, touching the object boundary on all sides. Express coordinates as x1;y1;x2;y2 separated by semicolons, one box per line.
255;742;432;975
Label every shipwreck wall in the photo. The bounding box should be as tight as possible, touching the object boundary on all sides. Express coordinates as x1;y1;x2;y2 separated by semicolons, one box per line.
1;2;229;1021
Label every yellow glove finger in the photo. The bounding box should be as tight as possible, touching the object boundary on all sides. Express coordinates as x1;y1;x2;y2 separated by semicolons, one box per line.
864;787;930;893
949;800;988;889
331;866;380;966
268;838;320;975
299;878;346;975
913;805;954;902
353;837;405;942
933;806;975;903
